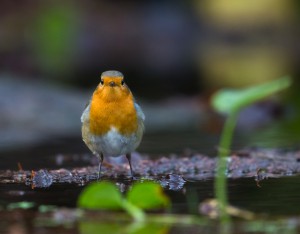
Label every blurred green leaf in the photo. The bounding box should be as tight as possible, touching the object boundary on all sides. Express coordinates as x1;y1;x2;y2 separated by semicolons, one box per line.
34;4;78;75
77;181;170;222
128;222;170;234
126;182;170;210
211;76;292;222
211;76;292;114
38;205;57;213
79;221;124;234
7;202;35;210
77;181;123;210
79;220;169;234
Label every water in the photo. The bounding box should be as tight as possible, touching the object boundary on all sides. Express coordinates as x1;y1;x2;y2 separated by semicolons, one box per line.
1;130;299;217
0;169;299;233
0;176;299;217
1;130;300;233
173;177;300;216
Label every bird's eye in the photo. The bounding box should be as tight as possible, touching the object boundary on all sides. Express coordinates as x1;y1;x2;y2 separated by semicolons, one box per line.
121;80;125;86
100;80;104;85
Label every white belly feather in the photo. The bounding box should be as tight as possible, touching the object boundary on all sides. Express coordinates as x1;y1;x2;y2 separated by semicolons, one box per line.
88;126;141;157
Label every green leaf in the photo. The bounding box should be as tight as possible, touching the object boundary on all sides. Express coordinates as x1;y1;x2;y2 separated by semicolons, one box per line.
7;202;35;210
211;76;292;114
38;205;57;213
79;220;170;234
127;222;170;234
126;182;170;210
77;181;123;210
79;221;124;234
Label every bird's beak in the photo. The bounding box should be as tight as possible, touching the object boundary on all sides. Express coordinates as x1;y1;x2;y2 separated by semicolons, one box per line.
109;81;116;87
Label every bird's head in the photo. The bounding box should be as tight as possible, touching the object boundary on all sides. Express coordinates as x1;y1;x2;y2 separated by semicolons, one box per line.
95;70;131;101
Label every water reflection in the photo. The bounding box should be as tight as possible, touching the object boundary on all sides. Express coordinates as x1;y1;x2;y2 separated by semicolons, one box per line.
176;176;300;216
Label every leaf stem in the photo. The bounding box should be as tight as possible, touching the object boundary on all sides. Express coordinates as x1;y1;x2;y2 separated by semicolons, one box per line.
215;111;238;223
121;200;146;222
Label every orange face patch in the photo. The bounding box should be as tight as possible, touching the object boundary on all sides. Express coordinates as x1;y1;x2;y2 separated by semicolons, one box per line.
89;77;138;136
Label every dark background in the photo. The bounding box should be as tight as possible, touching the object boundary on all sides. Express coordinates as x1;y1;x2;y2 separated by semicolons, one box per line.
1;0;300;157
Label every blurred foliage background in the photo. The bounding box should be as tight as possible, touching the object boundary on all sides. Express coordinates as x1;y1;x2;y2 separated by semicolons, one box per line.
1;1;299;93
1;0;300;158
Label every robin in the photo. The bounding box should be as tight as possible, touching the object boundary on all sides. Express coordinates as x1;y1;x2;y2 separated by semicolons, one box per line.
81;70;145;179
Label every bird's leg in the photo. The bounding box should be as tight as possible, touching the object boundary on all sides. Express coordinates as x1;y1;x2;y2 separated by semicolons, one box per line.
126;153;134;179
97;153;103;180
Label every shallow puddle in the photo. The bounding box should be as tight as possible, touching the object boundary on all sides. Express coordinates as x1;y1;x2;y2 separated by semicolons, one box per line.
172;176;300;216
0;131;300;233
0;176;300;214
0;177;300;233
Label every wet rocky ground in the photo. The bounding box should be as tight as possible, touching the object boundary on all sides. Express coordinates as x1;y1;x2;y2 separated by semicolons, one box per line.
0;148;299;191
0;149;300;233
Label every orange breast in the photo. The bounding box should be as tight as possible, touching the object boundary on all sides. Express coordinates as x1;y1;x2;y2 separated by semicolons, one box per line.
89;88;138;136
